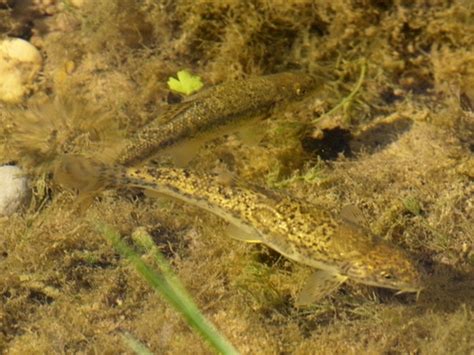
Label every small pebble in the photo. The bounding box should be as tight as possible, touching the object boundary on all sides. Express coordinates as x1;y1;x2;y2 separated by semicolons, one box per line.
0;37;42;103
0;165;29;216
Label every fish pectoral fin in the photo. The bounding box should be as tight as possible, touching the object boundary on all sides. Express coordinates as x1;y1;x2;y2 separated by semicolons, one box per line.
224;223;263;243
340;204;367;227
73;191;97;213
295;270;347;306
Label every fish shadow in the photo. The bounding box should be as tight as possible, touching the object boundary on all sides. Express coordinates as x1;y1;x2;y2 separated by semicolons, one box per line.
301;117;413;160
349;117;413;155
416;260;474;314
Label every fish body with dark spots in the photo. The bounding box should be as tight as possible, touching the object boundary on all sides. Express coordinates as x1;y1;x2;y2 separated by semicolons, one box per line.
116;72;317;166
56;154;424;306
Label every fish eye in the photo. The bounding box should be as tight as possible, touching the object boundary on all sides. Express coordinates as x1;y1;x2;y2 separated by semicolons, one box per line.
294;84;304;95
380;271;393;280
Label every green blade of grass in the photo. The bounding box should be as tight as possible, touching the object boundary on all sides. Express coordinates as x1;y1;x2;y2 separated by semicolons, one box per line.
313;60;367;123
96;223;239;355
121;332;154;355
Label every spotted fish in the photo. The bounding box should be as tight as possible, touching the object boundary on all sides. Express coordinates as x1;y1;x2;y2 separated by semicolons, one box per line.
56;155;424;305
115;72;317;166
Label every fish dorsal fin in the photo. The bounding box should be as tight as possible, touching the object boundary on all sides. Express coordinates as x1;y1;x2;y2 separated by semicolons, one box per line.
340;204;370;233
224;223;263;244
155;101;195;125
211;164;235;185
295;270;347;306
181;84;214;102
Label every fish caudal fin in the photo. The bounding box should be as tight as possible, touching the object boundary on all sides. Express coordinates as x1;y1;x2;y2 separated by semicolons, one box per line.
54;154;125;195
295;270;347;306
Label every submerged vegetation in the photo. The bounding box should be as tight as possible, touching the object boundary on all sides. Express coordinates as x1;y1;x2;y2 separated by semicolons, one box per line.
0;0;473;353
99;223;238;354
167;70;204;96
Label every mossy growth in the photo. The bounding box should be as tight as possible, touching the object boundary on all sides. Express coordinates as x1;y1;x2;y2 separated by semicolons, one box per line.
0;0;473;353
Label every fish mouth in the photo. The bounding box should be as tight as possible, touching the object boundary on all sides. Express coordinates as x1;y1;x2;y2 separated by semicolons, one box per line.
354;278;424;294
395;286;424;301
395;286;423;295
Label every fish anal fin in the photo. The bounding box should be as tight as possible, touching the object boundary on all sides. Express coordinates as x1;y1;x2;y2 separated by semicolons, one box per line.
234;119;266;146
161;138;205;167
225;223;262;244
159;118;247;167
295;270;347;306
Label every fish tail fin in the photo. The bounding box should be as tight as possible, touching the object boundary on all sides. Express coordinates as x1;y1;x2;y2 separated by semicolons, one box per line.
54;154;124;193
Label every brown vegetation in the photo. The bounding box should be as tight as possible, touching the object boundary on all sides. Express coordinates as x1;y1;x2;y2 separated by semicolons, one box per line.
0;0;472;353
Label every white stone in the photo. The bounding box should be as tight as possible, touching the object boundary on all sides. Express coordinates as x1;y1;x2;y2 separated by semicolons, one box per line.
0;165;29;216
0;38;42;103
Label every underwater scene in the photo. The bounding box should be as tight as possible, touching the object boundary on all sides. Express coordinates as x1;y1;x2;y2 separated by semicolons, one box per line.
0;1;473;353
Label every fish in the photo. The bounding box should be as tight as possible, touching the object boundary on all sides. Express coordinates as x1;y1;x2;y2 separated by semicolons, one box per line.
55;154;424;305
115;72;317;166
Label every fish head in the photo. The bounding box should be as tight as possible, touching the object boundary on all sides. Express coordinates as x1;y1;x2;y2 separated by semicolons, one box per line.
273;72;317;99
335;205;424;295
343;239;424;294
292;73;318;98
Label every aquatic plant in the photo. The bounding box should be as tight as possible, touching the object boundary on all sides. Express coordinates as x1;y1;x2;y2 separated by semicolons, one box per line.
97;223;238;355
167;70;204;96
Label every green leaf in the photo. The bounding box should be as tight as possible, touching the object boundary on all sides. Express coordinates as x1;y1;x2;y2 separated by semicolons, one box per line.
167;70;204;95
